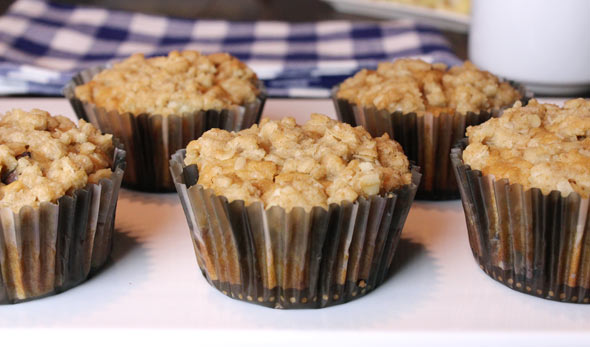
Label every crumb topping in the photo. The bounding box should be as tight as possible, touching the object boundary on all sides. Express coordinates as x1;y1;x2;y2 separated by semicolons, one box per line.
184;114;412;211
0;109;113;212
337;59;520;115
75;50;260;116
463;98;590;198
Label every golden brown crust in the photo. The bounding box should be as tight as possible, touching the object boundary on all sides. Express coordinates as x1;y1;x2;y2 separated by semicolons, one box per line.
74;51;260;116
463;98;590;198
337;59;520;115
184;114;412;211
0;109;113;212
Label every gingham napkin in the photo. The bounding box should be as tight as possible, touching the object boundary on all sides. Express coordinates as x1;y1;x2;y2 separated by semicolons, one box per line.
0;0;460;97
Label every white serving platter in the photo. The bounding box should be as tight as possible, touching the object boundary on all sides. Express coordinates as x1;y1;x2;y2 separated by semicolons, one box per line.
0;97;588;347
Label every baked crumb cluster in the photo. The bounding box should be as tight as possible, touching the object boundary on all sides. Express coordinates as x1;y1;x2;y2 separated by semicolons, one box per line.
75;51;260;116
463;99;590;198
184;114;412;211
0;109;113;212
337;59;520;115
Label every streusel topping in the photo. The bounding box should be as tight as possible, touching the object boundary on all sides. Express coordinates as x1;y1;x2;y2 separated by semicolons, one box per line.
0;109;113;212
337;59;520;115
184;114;412;211
463;98;590;198
75;51;260;116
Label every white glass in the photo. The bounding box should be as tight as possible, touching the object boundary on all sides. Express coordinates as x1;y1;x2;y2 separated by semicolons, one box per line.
469;0;590;95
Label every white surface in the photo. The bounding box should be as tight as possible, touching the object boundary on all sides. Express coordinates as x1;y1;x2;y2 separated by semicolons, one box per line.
469;0;590;96
0;98;588;346
323;0;469;33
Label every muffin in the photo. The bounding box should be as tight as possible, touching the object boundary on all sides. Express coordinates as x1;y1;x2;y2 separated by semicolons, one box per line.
332;59;528;199
451;98;590;303
65;50;266;192
170;114;420;309
0;109;125;304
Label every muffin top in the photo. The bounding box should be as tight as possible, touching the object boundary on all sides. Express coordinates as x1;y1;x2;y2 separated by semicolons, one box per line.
337;59;520;115
463;98;590;198
184;114;412;211
74;50;260;117
0;109;114;212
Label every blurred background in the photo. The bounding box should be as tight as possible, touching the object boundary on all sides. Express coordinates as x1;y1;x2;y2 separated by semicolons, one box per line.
0;0;588;96
0;0;468;58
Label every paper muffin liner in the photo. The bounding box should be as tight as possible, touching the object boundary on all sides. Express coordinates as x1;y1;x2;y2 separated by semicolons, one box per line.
0;143;126;304
170;149;420;309
64;66;266;192
451;140;590;304
332;83;530;200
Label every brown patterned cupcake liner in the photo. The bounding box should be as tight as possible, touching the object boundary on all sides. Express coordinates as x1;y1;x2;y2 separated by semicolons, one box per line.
451;140;590;304
170;149;420;309
0;143;126;304
64;66;266;192
332;83;530;200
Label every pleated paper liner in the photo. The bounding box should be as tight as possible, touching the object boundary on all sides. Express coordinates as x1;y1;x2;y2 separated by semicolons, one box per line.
64;66;266;192
0;143;126;304
451;140;590;304
332;83;530;200
170;149;420;309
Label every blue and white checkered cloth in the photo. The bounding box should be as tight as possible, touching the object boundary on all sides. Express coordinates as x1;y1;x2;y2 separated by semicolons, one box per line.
0;0;460;97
